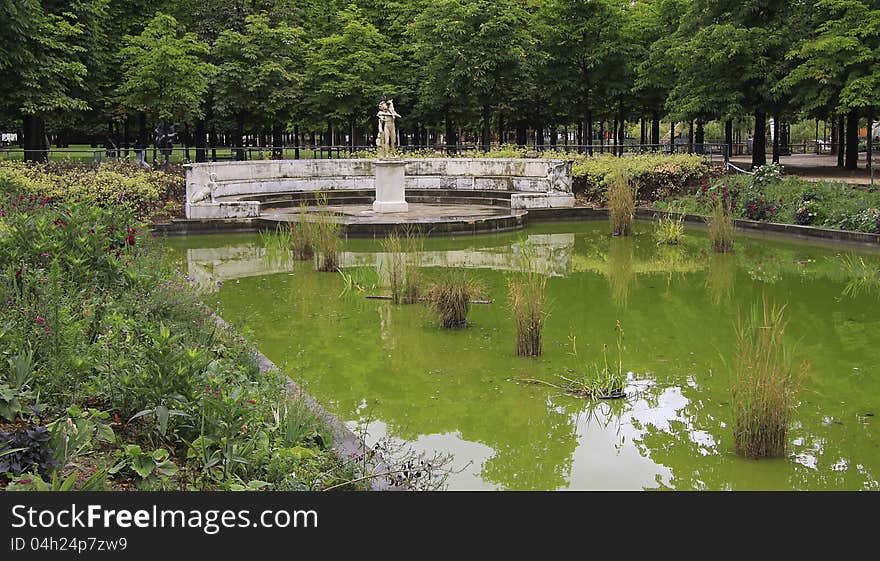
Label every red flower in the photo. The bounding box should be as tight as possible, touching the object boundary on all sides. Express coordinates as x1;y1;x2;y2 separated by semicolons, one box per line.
247;399;256;405
127;233;136;246
34;316;46;325
16;478;32;485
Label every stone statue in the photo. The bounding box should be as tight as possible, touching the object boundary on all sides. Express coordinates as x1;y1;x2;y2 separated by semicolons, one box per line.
376;97;401;158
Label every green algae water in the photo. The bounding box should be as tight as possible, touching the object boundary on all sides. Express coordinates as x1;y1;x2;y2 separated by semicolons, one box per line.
165;221;880;490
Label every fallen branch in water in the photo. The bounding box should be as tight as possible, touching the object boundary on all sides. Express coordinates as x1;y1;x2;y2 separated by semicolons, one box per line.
365;295;493;304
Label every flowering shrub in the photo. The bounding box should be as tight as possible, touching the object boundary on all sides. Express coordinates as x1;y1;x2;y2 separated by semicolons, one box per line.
751;163;784;188
697;182;739;213
794;199;825;225
0;161;182;221
741;190;779;221
576;153;712;202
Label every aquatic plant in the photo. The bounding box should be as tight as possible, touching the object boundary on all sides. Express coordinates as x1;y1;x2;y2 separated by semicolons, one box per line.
313;213;341;272
654;211;685;245
312;194;342;272
607;238;635;307
608;166;635;236
519;321;628;399
840;254;880;297
260;224;293;267
291;205;315;260
707;197;734;253
425;271;486;328
730;299;807;459
381;230;423;304
508;244;547;357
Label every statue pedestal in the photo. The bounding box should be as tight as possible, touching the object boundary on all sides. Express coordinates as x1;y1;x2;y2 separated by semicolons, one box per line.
373;159;408;213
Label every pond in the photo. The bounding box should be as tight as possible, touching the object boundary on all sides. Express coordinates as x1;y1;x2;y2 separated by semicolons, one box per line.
165;220;880;490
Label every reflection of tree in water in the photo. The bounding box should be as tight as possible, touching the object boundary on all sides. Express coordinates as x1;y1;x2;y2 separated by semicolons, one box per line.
706;253;736;306
607;237;635;308
629;377;880;490
479;395;580;490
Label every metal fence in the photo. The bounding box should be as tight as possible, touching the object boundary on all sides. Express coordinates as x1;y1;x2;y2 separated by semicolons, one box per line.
0;141;732;165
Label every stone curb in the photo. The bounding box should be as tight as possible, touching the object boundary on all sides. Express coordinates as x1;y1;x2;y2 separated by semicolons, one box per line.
209;313;399;492
151;204;880;246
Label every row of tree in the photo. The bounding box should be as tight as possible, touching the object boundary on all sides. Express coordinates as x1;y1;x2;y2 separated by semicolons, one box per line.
1;0;877;168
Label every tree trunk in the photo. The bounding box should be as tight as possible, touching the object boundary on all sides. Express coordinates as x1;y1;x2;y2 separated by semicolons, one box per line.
445;112;456;154
497;114;505;146
293;124;300;159
209;124;218;162
123;116;130;157
772;114;780;163
481;105;491;152
836;114;846;167
599;120;604;153
670;120;675;153
234;115;245;161
549;123;557;149
586;111;593;156
194;120;207;162
272;123;284;159
724;119;733;160
845;108;859;170
695;119;705;154
23;114;48;162
515;122;527;147
688;120;694;153
651;110;660;147
618;117;625;156
536;123;545;150
576;120;583;153
752;110;767;168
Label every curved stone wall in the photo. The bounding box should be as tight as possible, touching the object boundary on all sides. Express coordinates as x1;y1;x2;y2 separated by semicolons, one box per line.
184;158;574;219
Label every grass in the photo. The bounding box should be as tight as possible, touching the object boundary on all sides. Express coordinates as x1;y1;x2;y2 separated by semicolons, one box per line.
313;198;341;272
707;198;734;253
654;211;685;245
730;299;807;459
840;254;880;297
508;244;547;357
608;166;635;236
381;230;424;304
425;272;486;328
291;205;316;260
519;321;628;399
706;253;736;306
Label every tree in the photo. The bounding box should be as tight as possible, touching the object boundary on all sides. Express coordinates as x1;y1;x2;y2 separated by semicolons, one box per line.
304;4;402;149
118;13;215;147
779;0;880;170
213;12;306;159
410;0;530;151
1;1;110;161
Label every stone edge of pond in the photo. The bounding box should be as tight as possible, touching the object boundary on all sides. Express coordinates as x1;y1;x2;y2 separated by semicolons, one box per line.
209;312;399;492
151;206;880;247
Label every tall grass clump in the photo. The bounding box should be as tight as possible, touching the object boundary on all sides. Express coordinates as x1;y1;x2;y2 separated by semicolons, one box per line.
608;166;635;236
291;205;315;260
425;272;486;328
313;212;341;272
730;299;808;459
707;198;734;253
654;211;685;245
260;224;293;267
840;254;880;297
381;230;424;304
508;244;547;357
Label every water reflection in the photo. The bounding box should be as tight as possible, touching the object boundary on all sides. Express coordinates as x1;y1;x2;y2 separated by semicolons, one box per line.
171;222;880;489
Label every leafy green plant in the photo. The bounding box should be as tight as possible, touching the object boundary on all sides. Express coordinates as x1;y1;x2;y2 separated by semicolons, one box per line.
6;468;108;491
381;230;424;304
109;444;178;486
654;212;685;245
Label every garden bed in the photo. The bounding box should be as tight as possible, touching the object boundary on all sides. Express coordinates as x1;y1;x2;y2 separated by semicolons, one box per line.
0;194;373;491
